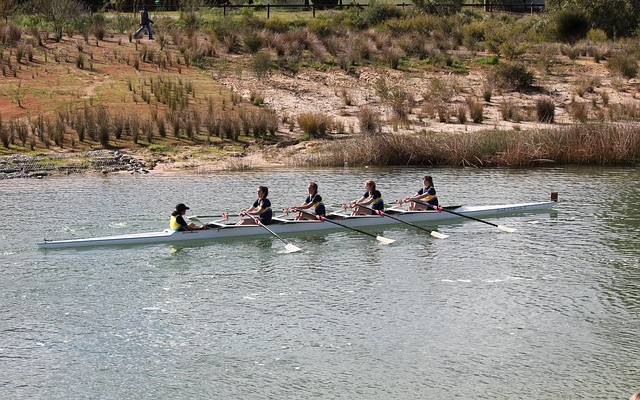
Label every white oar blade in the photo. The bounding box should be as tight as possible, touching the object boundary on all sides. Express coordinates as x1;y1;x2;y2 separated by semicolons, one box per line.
430;231;449;239
376;236;396;245
187;216;203;224
285;243;302;253
498;225;517;233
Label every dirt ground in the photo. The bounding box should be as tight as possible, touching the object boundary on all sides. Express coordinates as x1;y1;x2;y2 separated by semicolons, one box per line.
2;31;639;175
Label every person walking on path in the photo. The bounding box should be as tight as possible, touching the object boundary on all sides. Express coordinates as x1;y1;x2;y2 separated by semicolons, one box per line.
133;5;153;40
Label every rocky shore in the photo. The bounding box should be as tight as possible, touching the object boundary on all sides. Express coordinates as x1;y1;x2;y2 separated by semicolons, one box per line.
0;151;149;179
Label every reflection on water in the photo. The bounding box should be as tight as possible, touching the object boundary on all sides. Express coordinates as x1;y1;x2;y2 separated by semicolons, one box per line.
1;166;639;399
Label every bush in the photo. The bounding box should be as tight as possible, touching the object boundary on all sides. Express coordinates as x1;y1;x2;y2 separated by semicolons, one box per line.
555;10;589;44
586;28;608;42
536;97;555;123
607;54;638;79
569;101;589;123
412;0;464;16
298;113;332;138
251;51;271;79
243;31;263;54
467;97;483;123
358;106;382;135
359;0;404;28
494;62;534;91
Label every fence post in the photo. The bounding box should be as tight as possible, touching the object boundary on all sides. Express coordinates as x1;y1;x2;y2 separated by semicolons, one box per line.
267;4;270;19
312;4;315;18
223;4;226;16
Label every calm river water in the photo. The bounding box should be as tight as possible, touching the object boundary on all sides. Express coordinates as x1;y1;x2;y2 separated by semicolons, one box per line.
1;167;639;399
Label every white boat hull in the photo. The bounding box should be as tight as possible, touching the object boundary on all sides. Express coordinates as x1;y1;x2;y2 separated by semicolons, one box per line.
36;200;557;249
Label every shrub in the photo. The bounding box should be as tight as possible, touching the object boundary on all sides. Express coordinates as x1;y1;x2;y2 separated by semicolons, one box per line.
412;0;464;16
359;0;404;27
92;13;106;41
555;10;590;44
243;31;263;54
536;97;555;123
0;115;8;148
500;100;516;121
467;97;483;123
482;78;493;102
298;113;332;138
264;18;289;34
569;101;589;123
251;50;271;79
607;54;638;79
381;45;403;69
586;28;608;42
494;62;534;91
358;106;382;135
307;18;333;38
457;104;467;124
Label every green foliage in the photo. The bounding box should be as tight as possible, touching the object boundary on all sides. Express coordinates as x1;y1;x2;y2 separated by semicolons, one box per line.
264;18;290;34
555;10;589;44
547;0;639;38
243;31;263;54
586;28;608;42
607;54;638;79
359;0;404;28
494;62;534;91
411;0;464;16
476;55;499;65
251;50;271;79
384;14;446;36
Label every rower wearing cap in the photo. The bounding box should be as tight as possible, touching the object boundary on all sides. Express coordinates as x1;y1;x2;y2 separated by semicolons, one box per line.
170;203;206;231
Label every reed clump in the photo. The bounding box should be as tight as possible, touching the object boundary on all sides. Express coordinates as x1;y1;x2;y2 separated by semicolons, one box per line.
298;124;640;167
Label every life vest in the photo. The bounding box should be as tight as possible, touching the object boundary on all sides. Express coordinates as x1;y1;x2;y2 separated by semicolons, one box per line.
170;215;185;231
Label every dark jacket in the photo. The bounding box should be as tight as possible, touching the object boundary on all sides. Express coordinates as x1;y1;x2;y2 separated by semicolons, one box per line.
140;10;152;25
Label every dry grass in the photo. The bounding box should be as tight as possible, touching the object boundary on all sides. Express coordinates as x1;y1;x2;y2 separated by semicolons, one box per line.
298;124;640;167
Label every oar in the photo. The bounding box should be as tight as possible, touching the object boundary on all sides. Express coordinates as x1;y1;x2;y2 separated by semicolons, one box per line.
188;213;229;220
359;205;448;239
298;209;395;245
414;200;516;233
247;216;302;253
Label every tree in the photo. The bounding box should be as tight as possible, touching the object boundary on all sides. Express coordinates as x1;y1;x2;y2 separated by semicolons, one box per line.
30;0;85;42
546;0;639;38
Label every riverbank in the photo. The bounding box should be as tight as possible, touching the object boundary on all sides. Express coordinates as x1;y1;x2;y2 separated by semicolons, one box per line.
2;10;640;176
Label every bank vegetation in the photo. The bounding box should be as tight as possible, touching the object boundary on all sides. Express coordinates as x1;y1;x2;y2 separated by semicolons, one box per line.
0;0;639;173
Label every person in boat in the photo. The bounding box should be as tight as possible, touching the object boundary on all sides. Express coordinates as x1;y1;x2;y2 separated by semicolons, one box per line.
350;179;384;216
403;175;439;211
170;203;207;231
237;185;273;225
290;182;326;221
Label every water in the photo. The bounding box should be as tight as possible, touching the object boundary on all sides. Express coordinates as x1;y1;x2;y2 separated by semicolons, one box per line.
1;167;639;399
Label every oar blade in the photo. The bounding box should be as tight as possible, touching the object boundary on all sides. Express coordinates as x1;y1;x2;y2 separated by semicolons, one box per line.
376;236;396;245
187;216;203;224
430;231;449;239
284;243;302;253
498;225;517;233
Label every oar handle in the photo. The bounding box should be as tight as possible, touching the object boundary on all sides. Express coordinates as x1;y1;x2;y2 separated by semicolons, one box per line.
360;204;445;236
192;213;229;219
414;199;502;229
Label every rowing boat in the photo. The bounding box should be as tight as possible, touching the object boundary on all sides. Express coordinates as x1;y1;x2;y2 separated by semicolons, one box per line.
36;195;557;249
